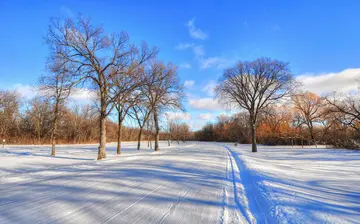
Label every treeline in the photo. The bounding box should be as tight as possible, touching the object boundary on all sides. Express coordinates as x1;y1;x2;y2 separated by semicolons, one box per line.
195;91;360;149
0;91;145;144
0;15;192;159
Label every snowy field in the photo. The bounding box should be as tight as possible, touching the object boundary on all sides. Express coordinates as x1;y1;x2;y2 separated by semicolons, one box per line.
0;142;359;223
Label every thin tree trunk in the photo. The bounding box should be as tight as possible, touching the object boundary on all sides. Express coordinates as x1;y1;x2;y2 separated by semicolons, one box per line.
137;128;143;150
251;121;257;153
50;103;59;156
117;114;123;155
153;110;160;151
167;131;170;146
97;113;107;160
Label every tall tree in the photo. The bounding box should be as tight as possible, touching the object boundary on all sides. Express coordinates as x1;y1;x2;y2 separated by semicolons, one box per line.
143;62;184;151
39;60;72;156
113;66;145;154
215;58;296;152
46;16;157;159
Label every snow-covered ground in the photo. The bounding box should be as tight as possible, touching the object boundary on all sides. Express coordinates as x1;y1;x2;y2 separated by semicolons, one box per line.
0;142;359;223
225;144;360;224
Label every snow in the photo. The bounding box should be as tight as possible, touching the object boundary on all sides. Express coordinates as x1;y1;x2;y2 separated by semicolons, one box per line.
0;142;359;223
224;144;360;224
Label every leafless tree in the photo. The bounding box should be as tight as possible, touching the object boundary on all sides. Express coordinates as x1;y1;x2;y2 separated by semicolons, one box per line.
0;90;20;141
292;91;324;144
325;92;360;132
46;16;157;159
39;60;72;156
129;102;152;150
215;58;296;152
23;96;52;144
112;67;146;154
142;62;184;151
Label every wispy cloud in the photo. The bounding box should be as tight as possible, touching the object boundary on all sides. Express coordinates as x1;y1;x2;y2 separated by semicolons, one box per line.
11;84;95;103
164;112;191;121
192;45;205;58
202;81;217;96
200;56;236;69
175;43;195;50
297;68;360;95
179;63;192;69
184;80;195;88
186;17;208;40
189;97;225;111
176;18;236;70
198;113;213;120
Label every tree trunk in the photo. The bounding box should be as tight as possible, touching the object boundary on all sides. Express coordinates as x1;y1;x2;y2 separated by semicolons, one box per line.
117;115;123;155
167;132;170;146
50;102;59;156
251;121;257;153
153;110;160;151
137;128;143;150
97;113;107;160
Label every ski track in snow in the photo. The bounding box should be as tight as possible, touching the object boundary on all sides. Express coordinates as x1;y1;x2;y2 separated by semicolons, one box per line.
1;141;360;223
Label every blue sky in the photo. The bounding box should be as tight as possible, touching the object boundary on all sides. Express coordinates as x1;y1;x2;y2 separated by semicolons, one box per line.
1;0;360;129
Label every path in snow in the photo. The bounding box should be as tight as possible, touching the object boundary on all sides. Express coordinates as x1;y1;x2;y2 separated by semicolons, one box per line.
0;142;247;224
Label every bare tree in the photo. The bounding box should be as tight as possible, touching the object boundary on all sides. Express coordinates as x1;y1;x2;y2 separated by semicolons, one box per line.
215;58;296;152
129;102;152;150
23;96;52;144
325;92;360;132
292;91;324;144
112;67;145;154
46;16;157;159
39;60;72;156
142;62;184;151
0;90;20;142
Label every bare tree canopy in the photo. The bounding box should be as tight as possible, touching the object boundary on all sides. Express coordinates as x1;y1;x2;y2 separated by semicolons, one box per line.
215;57;296;152
142;61;185;151
45;15;157;159
325;92;360;132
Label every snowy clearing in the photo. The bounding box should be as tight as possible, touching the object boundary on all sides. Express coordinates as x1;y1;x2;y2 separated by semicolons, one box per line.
0;142;359;223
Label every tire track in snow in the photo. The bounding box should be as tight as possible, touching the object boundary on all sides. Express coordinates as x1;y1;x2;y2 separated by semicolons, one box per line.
102;183;165;224
222;144;256;224
156;188;192;224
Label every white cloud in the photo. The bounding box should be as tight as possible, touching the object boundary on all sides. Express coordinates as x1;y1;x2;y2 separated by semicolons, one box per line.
297;68;360;95
175;43;195;50
164;112;191;121
13;84;38;99
186;17;208;40
202;81;217;96
198;113;213;120
70;88;96;102
11;84;95;104
189;97;225;111
200;56;236;69
184;80;195;88
193;45;205;57
179;63;192;69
